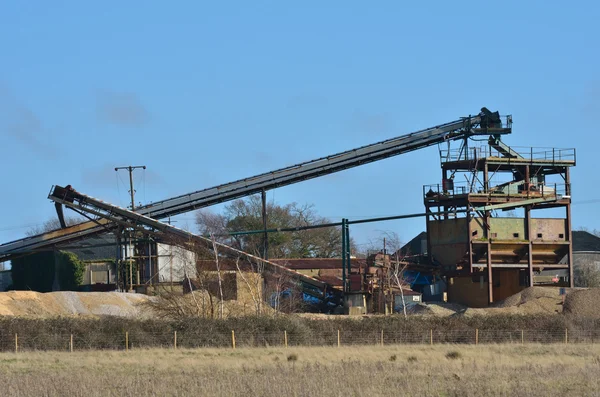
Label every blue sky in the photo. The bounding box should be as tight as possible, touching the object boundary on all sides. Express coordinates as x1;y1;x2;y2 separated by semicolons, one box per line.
1;1;599;251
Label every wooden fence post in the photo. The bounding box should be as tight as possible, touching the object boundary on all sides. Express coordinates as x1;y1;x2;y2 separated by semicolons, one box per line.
381;329;384;346
475;329;479;345
521;330;524;345
565;328;568;344
284;330;288;348
430;329;433;346
174;331;177;349
70;334;73;353
125;331;129;352
231;330;236;349
14;333;18;353
337;330;340;348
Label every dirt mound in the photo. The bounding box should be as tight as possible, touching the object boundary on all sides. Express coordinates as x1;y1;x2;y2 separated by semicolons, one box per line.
0;291;152;318
493;287;562;308
563;288;600;318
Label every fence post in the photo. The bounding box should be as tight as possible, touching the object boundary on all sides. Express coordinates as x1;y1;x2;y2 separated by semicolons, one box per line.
284;330;288;348
125;331;129;352
174;331;177;349
430;329;433;346
381;329;384;346
565;328;568;344
521;330;524;345
337;330;340;348
14;333;18;354
231;330;236;349
70;334;73;353
475;329;479;345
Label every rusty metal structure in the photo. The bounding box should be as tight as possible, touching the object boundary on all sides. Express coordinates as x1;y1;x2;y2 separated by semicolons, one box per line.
423;110;576;306
0;108;505;266
1;106;577;310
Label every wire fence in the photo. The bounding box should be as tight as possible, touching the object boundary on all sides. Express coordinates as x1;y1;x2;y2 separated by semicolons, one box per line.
1;329;599;352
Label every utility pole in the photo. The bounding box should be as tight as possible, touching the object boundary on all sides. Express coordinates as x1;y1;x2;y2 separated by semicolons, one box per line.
261;189;268;260
115;165;146;292
115;165;146;210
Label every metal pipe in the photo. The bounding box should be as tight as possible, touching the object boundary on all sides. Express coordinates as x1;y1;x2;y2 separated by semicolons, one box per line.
341;218;347;293
224;209;470;237
345;219;351;291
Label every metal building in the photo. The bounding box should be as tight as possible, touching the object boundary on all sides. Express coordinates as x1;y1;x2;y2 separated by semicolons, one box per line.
423;125;576;306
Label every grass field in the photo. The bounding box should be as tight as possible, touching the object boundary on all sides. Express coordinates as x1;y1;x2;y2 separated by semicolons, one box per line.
1;344;599;396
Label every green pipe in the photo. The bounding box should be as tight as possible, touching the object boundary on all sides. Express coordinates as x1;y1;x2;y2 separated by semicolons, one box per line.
345;218;351;292
223;209;468;237
341;218;347;293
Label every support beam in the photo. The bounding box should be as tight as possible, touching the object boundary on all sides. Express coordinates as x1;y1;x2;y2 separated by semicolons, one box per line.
345;219;351;291
426;209;432;265
525;205;534;287
261;189;268;260
566;168;574;288
341;218;347;293
485;209;493;304
467;210;473;272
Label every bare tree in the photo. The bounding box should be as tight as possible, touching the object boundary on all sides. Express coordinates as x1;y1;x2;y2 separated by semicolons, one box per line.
233;256;263;315
366;231;412;317
26;216;84;236
210;234;225;319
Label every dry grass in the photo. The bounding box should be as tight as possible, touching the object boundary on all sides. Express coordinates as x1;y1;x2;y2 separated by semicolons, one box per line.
1;344;600;396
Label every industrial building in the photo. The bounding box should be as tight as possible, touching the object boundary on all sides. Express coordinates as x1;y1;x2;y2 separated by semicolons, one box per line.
423;134;575;306
0;107;580;311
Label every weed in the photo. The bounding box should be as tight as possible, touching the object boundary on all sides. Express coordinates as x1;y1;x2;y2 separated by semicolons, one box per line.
445;351;461;360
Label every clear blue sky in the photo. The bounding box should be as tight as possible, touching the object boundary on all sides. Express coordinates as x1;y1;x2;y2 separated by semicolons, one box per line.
1;1;599;251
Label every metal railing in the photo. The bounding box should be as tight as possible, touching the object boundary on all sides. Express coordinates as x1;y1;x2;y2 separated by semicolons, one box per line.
424;181;570;200
441;145;576;164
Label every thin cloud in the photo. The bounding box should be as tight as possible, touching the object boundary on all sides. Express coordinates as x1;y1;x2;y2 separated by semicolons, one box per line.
583;81;600;115
348;110;396;137
0;84;58;157
97;92;148;127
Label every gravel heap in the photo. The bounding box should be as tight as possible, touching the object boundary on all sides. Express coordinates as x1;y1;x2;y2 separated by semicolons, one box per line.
563;288;600;318
0;291;153;318
493;287;562;309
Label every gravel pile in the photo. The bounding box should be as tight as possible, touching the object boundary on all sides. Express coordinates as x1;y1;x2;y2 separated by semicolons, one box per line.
493;287;561;308
563;288;600;318
0;291;153;318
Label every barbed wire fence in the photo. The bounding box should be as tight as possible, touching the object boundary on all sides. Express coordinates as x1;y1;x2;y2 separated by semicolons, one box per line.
1;328;599;352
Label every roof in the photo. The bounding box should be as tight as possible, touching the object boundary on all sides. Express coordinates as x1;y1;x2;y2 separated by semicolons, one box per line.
398;231;428;256
573;231;600;252
57;233;117;261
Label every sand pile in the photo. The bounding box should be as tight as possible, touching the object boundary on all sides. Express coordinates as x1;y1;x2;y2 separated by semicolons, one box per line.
493;287;562;308
0;291;152;318
563;288;600;318
484;287;564;315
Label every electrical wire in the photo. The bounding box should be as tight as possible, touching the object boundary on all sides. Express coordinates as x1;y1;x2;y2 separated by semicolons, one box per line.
115;171;123;208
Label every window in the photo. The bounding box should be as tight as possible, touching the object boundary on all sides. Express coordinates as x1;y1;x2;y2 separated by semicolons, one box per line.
513;233;520;238
472;230;478;237
559;234;564;239
537;233;543;238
